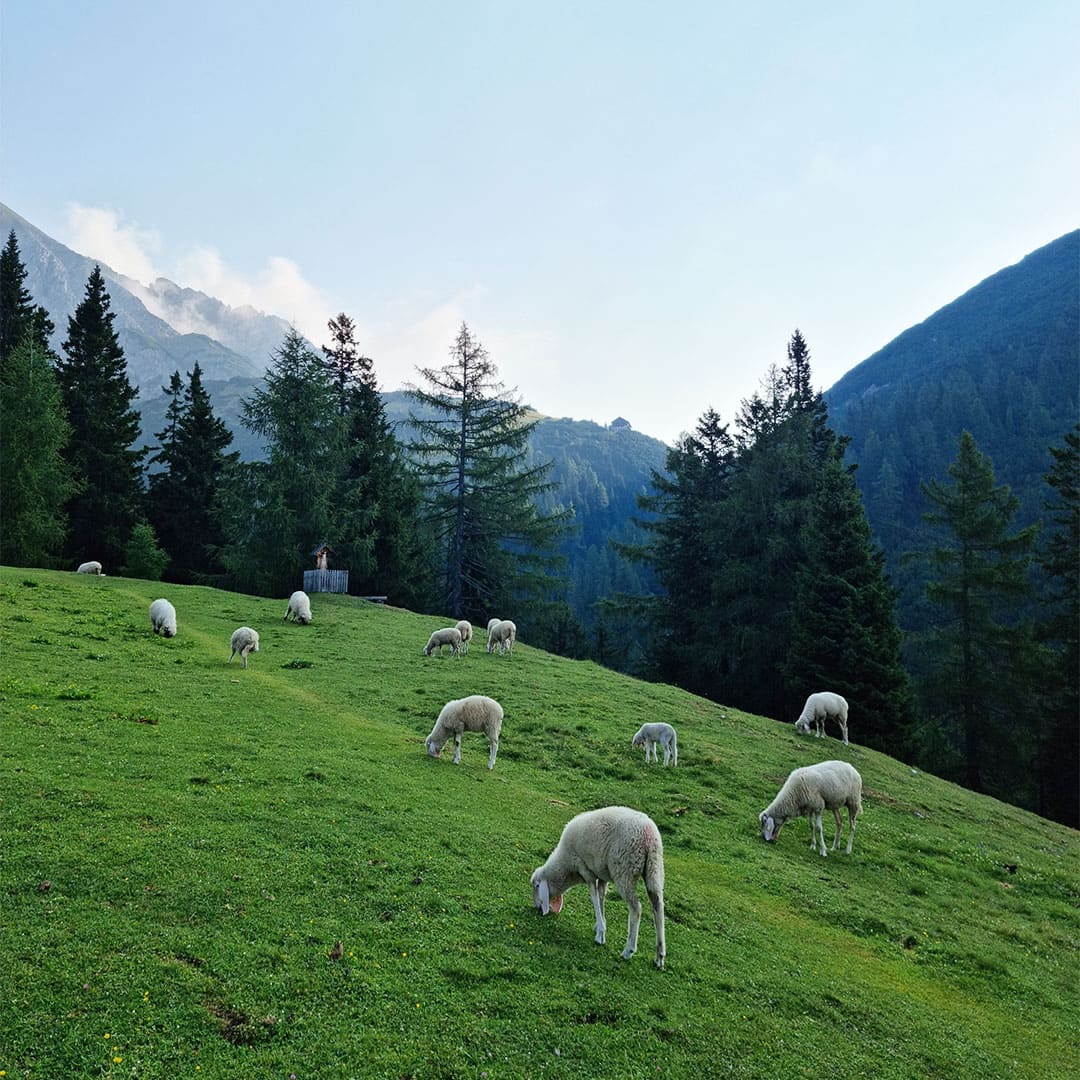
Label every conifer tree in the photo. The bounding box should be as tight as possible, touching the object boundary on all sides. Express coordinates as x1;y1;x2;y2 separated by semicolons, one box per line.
917;431;1040;793
0;333;78;565
407;322;569;621
0;230;36;370
219;329;341;596
55;266;146;567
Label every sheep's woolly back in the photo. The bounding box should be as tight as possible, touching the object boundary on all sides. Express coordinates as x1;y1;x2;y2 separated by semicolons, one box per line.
425;695;504;768
423;627;462;655
76;561;103;574
762;761;861;824
149;598;177;637
487;619;516;654
797;692;848;725
285;590;312;624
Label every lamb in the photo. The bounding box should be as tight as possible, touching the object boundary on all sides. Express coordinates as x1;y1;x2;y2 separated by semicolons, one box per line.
632;722;678;767
76;561;103;575
531;806;666;968
148;598;177;638
425;694;504;769
423;627;462;656
759;759;862;857
284;590;312;624
794;691;850;745
228;626;260;668
487;619;516;656
455;620;473;654
486;617;501;639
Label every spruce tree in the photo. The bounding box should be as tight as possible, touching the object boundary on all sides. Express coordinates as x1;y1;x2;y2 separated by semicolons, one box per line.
55;266;146;568
0;333;79;565
0;230;35;370
219;330;341;597
917;430;1041;793
407;322;569;621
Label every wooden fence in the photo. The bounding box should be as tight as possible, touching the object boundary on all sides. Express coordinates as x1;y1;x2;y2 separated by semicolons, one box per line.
303;569;350;594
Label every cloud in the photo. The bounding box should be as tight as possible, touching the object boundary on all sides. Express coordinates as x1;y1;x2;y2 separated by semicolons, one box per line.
64;204;161;283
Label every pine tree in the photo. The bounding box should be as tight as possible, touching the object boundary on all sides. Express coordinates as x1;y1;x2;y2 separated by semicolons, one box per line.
147;363;236;581
55;266;146;568
1034;425;1079;825
407;322;569;621
219;330;341;597
0;230;35;371
917;430;1041;793
318;313;425;606
0;333;79;565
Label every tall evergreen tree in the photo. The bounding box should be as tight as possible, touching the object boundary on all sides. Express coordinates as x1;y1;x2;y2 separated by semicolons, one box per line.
55;266;145;568
407;322;569;621
0;333;78;565
147;363;236;582
319;313;425;607
916;430;1041;794
219;329;341;597
1034;425;1079;825
0;230;36;370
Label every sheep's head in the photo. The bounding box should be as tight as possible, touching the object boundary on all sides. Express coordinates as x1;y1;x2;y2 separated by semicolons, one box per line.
297;613;311;625
531;872;563;915
425;735;445;758
794;718;810;735
760;812;782;842
162;627;176;638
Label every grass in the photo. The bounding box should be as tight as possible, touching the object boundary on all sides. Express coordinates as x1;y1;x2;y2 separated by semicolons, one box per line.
1;566;1078;1079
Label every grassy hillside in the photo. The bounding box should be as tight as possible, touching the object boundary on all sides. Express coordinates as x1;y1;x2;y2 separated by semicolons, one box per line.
2;568;1077;1079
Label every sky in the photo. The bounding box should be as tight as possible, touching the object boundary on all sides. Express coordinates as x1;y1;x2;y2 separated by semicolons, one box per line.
2;1;1077;444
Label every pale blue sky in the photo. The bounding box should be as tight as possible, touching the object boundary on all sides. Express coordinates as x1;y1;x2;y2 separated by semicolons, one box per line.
3;1;1077;443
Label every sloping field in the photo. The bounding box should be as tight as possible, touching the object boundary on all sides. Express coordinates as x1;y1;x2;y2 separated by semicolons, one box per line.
2;568;1077;1078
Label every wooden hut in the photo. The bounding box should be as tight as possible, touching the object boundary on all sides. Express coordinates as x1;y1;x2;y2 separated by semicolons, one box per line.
304;542;349;594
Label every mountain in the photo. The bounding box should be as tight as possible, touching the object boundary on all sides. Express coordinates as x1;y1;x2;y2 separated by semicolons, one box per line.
0;203;283;394
825;230;1079;623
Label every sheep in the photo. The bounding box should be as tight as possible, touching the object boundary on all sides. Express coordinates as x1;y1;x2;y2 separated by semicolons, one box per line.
76;561;103;575
148;598;177;638
455;619;473;654
284;590;312;624
632;722;678;767
423;627;462;657
794;691;850;745
531;806;666;968
425;694;503;769
228;626;260;668
486;617;501;639
759;760;862;857
487;619;516;656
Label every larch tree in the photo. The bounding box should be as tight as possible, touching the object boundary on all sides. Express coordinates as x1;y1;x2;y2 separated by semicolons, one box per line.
55;266;146;568
407;322;569;622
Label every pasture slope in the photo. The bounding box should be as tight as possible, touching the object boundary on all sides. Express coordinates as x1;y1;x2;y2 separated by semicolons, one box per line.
1;567;1077;1079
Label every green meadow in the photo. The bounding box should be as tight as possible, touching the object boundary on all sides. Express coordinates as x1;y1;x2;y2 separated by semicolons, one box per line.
1;568;1077;1079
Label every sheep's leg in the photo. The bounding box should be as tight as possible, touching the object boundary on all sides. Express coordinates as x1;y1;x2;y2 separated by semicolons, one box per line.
241;647;249;669
588;879;607;945
619;884;642;960
662;741;671;767
228;649;236;665
840;720;849;745
830;807;843;850
846;807;857;854
648;886;666;969
811;811;827;856
486;736;498;770
452;734;462;765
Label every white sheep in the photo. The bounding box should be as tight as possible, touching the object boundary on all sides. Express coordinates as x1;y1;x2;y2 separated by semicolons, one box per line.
632;722;678;766
486;617;501;639
148;598;177;638
284;590;312;624
794;691;850;745
759;760;862;857
76;561;103;575
228;626;260;668
425;694;504;769
423;627;462;656
531;806;666;968
455;620;473;654
487;619;516;656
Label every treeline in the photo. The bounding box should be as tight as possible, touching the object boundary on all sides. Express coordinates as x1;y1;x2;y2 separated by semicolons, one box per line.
2;230;1075;826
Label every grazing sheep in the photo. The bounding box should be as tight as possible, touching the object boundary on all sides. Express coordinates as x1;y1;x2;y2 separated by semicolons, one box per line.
425;694;504;769
486;617;501;639
76;561;103;575
423;627;462;657
284;590;312;624
531;806;666;968
228;626;260;668
487;619;516;656
632;722;678;767
795;691;850;745
455;620;473;654
148;598;177;638
759;760;862;857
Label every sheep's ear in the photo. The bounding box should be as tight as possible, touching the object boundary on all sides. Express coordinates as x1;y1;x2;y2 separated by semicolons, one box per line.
538;878;550;914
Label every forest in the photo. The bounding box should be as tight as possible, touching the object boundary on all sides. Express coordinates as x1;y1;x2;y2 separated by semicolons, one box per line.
1;229;1076;827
